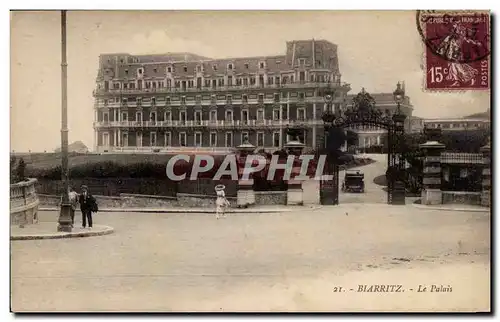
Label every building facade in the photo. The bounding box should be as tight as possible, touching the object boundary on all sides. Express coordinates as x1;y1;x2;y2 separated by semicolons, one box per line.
93;39;413;153
423;117;490;131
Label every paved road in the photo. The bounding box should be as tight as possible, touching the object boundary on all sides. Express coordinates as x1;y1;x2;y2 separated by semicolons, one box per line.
303;153;388;205
11;205;490;312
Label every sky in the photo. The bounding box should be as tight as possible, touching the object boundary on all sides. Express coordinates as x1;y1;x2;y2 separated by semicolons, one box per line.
10;10;490;152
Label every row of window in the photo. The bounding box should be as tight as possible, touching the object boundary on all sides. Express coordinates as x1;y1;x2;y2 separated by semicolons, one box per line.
424;122;488;129
104;71;332;91
102;92;312;107
101;131;287;148
111;57;314;73
101;108;307;123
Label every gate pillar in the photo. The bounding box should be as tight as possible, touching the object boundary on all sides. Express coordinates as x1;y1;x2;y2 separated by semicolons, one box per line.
419;129;445;205
236;138;256;208
480;139;491;208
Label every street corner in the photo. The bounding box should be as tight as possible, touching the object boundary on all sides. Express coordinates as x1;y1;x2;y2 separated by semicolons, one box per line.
10;222;114;241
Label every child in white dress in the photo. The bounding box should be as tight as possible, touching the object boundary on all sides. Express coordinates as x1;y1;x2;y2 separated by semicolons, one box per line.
215;185;230;219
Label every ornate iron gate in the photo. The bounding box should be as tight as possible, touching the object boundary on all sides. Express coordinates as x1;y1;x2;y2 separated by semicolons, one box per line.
320;87;407;205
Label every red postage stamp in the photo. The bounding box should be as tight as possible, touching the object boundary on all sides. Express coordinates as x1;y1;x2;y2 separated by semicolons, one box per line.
417;11;490;91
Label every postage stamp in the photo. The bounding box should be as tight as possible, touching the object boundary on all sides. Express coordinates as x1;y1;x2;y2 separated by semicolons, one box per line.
416;10;490;91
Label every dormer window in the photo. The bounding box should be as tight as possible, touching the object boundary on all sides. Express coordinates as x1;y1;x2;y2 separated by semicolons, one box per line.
299;58;305;66
153;68;157;73
244;63;249;69
259;62;265;69
167;66;172;73
212;64;218;71
120;59;124;63
183;66;188;72
125;69;129;75
138;68;143;74
196;65;202;73
227;63;234;70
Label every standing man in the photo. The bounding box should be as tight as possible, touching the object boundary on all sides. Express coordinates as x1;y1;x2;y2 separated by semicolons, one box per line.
79;185;97;229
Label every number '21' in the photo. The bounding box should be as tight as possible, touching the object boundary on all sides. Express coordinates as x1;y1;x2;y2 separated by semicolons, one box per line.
428;66;448;83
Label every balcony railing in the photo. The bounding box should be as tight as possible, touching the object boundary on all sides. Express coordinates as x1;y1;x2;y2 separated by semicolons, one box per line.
93;81;350;96
93;119;328;128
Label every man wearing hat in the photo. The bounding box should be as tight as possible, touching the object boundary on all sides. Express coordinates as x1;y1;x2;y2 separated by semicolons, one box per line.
78;185;97;229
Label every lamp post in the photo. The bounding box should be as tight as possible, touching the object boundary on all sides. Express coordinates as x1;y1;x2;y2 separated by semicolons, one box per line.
390;82;407;205
57;10;72;232
319;86;338;205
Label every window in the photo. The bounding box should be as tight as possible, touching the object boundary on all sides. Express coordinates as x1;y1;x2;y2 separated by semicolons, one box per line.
164;111;172;122
150;132;157;146
273;132;280;148
113;83;120;89
122;132;128;147
166;79;172;88
227;94;232;104
257;132;264;147
273;109;280;120
151;97;156;105
150;112;156;122
225;110;233;122
250;77;256;85
166;97;171;105
205;79;210;87
194;132;202;147
136;132;143;147
136;112;142;122
275;76;280;85
244;63;249;69
179;132;187;147
241;131;249;144
181;96;186;104
183;66;188;72
297;108;305;121
227;76;233;86
121;112;128;121
218;78;225;86
125;70;129;75
210;110;217;122
179;111;187;124
212;64;217;71
225;132;233;147
258;94;264;103
167;67;172;72
102;132;109;146
274;93;280;102
268;77;274;85
241;109;249;124
290;75;294;83
227;63;233;70
153;68;157;73
210;132;217;147
137;97;142;106
196;65;201;72
259;62;265;69
257;109;264;121
194;110;202;124
129;83;135;89
165;132;171;146
299;58;305;66
103;112;109;122
243;78;248;86
299;71;305;82
299;92;305;99
138;68;143;74
242;95;248;103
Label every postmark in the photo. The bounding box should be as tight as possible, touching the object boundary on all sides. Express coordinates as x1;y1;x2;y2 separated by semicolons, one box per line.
416;10;490;91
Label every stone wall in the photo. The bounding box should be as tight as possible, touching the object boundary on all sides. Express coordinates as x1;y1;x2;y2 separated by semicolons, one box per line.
38;193;238;209
442;191;482;206
11;178;40;226
255;191;287;205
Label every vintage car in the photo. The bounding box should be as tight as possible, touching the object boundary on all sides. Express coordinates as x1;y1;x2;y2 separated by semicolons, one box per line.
341;170;365;193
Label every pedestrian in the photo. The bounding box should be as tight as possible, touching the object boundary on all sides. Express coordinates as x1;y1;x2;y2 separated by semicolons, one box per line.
215;184;230;219
79;185;97;229
68;187;79;227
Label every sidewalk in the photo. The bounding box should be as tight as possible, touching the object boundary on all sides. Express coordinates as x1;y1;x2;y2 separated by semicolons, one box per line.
412;201;490;213
38;205;321;214
11;223;114;240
